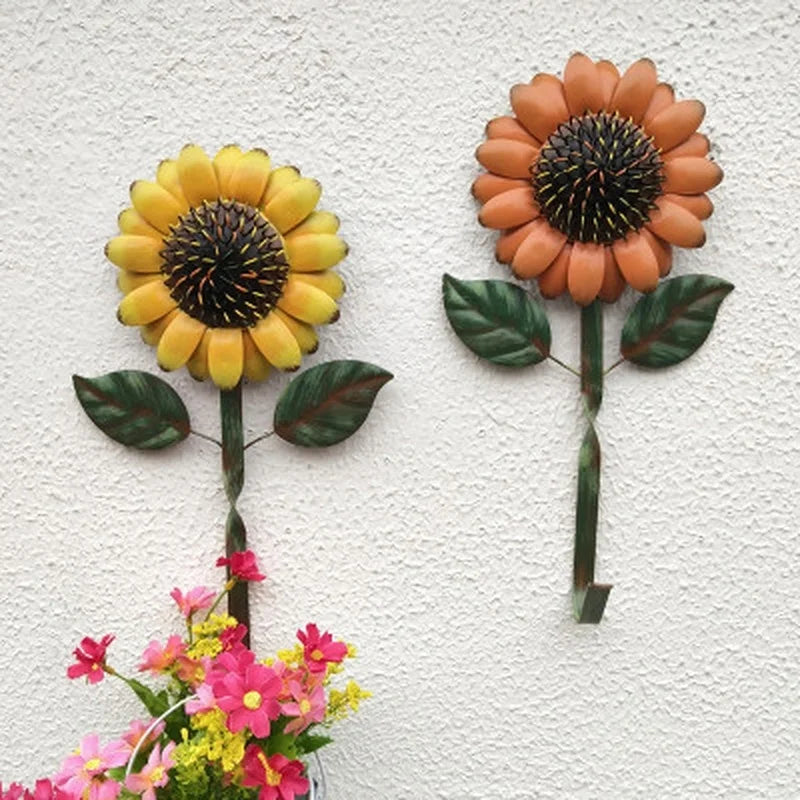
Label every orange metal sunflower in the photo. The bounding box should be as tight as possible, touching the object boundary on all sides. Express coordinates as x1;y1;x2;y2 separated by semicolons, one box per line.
473;55;722;305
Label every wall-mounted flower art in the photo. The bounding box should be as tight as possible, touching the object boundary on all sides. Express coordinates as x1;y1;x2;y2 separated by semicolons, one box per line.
0;143;394;800
444;55;733;623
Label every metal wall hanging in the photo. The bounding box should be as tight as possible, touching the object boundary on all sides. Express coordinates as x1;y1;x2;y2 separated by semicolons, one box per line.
443;55;733;623
0;144;392;800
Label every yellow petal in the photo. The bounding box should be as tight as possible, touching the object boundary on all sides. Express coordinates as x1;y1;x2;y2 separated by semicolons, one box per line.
277;276;339;325
213;145;244;197
207;328;244;389
130;180;186;234
187;329;211;380
118;281;177;326
284;233;348;272
141;308;180;346
261;166;301;206
177;144;220;207
274;308;318;354
106;235;164;273
288;210;340;236
228;149;271;206
242;331;272;381
117;271;161;295
117;208;162;239
156;159;188;203
249;312;302;370
263;178;321;234
292;270;345;300
157;313;207;370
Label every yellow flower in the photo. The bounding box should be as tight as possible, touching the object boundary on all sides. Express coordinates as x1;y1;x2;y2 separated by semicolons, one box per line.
107;144;348;388
327;680;371;721
189;709;247;773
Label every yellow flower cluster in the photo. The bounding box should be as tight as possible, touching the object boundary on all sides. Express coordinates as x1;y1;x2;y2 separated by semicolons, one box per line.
187;613;239;660
273;643;305;668
175;709;247;775
326;680;372;722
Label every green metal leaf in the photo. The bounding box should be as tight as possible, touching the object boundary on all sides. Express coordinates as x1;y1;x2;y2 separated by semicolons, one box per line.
72;370;190;450
274;360;393;448
442;274;551;367
620;274;734;368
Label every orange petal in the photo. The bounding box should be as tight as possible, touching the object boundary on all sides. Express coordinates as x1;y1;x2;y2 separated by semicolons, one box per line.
567;242;606;305
640;227;673;276
595;60;620;107
663;192;714;220
511;219;567;279
510;81;569;142
475;139;539;179
537;243;570;298
495;220;539;264
563;53;604;115
646;100;705;152
472;174;530;204
598;247;625;302
643;83;675;124
478;187;539;229
663;132;710;160
610;58;657;122
662;157;723;194
486;116;540;145
530;73;563;90
611;231;660;292
646;198;706;248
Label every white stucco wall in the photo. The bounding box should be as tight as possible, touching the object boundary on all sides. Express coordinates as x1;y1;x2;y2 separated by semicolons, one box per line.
1;0;799;797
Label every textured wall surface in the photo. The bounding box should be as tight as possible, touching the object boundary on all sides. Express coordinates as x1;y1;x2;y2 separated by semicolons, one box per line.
1;0;799;797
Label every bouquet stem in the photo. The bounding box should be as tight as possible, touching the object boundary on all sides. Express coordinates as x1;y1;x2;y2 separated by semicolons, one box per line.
573;301;612;623
220;381;250;643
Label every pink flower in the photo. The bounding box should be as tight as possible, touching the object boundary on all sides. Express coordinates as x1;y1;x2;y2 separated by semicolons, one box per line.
138;635;185;674
55;735;128;800
185;682;217;715
297;624;347;674
125;743;175;800
282;679;326;735
0;781;73;800
121;719;165;753
212;662;281;737
170;586;216;618
216;550;265;582
219;623;248;651
174;655;208;688
241;747;308;800
66;635;114;684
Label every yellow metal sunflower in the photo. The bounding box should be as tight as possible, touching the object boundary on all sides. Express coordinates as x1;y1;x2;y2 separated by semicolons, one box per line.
106;144;347;389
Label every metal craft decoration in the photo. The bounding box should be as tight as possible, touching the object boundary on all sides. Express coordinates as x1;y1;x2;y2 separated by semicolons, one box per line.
76;144;392;636
443;55;733;623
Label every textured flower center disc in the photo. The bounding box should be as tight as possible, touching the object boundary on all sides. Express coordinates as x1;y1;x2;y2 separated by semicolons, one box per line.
161;199;288;328
533;111;663;245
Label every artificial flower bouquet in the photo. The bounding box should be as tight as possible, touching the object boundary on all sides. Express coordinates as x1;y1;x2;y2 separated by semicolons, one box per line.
1;549;368;800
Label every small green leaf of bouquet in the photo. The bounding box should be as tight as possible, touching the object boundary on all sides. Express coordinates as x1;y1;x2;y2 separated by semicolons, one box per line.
442;274;551;367
72;370;190;449
620;274;734;368
266;728;298;759
127;678;170;717
295;732;334;755
274;360;393;448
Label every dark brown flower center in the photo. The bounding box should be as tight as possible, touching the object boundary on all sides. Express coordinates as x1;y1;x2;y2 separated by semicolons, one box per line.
161;199;288;328
532;111;663;245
